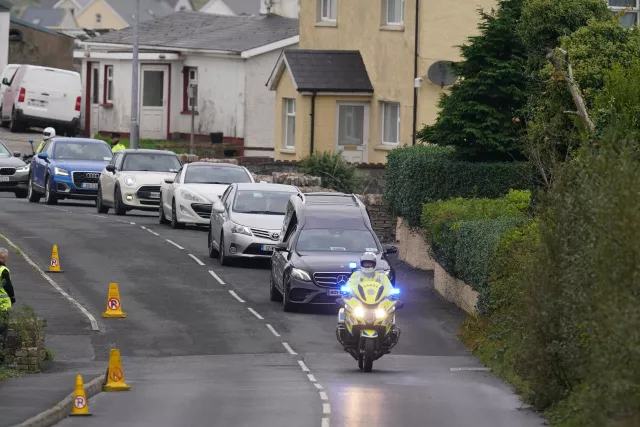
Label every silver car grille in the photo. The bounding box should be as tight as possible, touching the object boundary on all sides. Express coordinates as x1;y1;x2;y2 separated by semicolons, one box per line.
250;228;280;241
313;272;352;288
0;167;16;176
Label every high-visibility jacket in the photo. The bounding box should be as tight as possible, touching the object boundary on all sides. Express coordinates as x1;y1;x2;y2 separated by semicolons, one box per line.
0;265;12;312
111;143;125;153
35;140;46;154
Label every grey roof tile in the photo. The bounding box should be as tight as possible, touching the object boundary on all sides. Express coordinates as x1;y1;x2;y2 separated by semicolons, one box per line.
284;50;373;92
223;0;260;15
86;11;298;52
20;7;65;27
105;0;175;26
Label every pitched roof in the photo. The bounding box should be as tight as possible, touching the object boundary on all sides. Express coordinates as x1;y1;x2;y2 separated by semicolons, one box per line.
269;50;373;93
105;0;175;26
85;11;299;53
20;7;65;26
222;0;260;15
0;0;12;11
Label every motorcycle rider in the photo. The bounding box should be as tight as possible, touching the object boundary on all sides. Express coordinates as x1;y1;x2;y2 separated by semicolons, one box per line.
345;252;394;293
35;127;56;154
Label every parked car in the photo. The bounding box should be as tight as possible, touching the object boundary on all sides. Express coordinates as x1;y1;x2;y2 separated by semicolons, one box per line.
270;192;397;311
0;64;19;113
1;65;82;135
208;183;300;265
27;137;113;205
96;149;182;215
0;139;29;198
159;161;255;229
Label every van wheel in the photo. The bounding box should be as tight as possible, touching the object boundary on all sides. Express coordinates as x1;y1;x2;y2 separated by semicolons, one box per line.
9;109;21;133
0;107;8;128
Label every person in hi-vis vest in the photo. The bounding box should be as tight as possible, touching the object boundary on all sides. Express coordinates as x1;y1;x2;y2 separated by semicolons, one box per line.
35;127;56;154
0;247;16;363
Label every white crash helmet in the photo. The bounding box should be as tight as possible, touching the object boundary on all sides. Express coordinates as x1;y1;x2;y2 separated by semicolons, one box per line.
43;127;56;140
360;252;377;276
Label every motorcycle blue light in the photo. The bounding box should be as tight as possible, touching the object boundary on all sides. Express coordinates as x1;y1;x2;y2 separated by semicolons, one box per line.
390;288;400;295
340;286;351;293
349;262;357;269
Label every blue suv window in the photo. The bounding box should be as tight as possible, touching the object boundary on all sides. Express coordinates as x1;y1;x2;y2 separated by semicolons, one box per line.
53;142;112;161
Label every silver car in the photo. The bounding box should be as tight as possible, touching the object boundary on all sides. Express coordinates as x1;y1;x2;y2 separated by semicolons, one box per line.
0;140;29;198
208;183;300;266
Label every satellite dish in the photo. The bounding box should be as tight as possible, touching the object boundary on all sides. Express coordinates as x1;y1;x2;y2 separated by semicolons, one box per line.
427;61;457;87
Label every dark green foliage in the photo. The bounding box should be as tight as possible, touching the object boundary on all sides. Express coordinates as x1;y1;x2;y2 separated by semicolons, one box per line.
384;145;536;227
417;0;528;159
298;151;360;193
592;61;640;137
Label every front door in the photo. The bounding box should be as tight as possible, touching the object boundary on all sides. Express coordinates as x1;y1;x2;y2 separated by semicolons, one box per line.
336;103;369;163
139;65;168;140
90;63;100;137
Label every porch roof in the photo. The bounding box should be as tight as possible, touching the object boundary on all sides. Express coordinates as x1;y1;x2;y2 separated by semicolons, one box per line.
267;50;374;94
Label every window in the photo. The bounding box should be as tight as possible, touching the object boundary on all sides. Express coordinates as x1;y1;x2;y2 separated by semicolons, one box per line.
296;229;378;253
610;0;639;28
183;165;253;184
337;105;365;146
386;0;404;25
53;142;113;161
382;102;400;144
182;66;198;112
319;0;337;21
91;67;99;105
283;98;296;149
104;65;113;104
232;190;296;215
122;153;181;172
96;13;102;24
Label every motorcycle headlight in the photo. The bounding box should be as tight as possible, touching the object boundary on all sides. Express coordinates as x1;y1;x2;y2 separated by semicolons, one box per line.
353;305;365;318
230;222;252;236
375;307;387;319
291;268;312;282
54;167;69;176
123;176;136;187
181;189;205;203
16;165;29;172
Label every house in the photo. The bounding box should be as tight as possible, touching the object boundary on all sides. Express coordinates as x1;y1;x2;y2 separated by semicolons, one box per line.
73;0;174;30
52;0;92;17
78;11;299;157
267;0;495;164
19;7;78;29
165;0;196;12
0;0;10;74
200;0;299;18
9;15;76;70
609;0;640;27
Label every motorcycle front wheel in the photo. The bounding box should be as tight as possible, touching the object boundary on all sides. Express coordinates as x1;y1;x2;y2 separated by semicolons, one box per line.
362;339;375;373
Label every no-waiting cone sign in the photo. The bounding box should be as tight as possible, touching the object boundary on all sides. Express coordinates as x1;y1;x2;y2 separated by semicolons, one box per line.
102;283;126;318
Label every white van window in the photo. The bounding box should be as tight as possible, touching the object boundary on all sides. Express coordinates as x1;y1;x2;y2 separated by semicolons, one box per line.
25;69;79;89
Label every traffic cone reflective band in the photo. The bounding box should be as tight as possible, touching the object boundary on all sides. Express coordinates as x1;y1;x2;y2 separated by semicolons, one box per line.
48;244;63;273
69;374;92;416
102;283;126;318
103;348;131;391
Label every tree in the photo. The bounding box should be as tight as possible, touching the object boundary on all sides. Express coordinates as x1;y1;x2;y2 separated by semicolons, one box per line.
417;0;528;160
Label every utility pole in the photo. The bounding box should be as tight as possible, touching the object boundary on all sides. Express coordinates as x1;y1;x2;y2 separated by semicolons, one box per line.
189;82;196;156
130;0;140;149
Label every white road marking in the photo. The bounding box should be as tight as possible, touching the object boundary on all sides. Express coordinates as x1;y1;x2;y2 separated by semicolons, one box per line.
321;418;330;427
314;383;323;390
449;367;490;372
147;229;160;236
141;226;147;230
114;219;135;225
44;206;69;213
247;307;264;320
188;254;205;265
307;374;317;382
323;403;331;415
228;290;245;303
319;391;328;401
265;324;281;337
85;214;107;219
282;342;297;355
166;239;184;250
0;233;99;331
208;270;225;285
298;360;310;372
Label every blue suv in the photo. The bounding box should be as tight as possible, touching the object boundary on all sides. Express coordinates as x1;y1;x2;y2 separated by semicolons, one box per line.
28;137;113;205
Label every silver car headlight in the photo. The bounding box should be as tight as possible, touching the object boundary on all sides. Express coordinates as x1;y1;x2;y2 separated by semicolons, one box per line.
123;175;136;187
54;167;69;176
291;268;312;282
16;165;29;172
230;222;252;236
180;189;205;203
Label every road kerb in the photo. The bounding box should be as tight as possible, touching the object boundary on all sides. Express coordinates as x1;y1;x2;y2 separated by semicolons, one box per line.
9;374;104;427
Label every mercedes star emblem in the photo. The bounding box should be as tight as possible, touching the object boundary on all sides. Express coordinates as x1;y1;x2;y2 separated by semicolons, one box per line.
336;275;348;285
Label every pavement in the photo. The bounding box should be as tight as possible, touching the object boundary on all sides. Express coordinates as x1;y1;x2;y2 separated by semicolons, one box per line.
0;129;545;427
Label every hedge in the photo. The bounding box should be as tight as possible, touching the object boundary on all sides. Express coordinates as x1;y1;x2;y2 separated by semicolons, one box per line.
384;145;537;227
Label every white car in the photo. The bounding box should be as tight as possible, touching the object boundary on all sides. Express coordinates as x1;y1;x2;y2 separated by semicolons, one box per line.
159;161;255;229
96;149;182;215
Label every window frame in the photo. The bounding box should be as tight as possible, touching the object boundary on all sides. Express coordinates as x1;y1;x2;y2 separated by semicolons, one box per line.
182;66;198;113
95;13;102;24
609;0;639;27
283;98;296;149
385;0;404;26
103;65;113;104
381;101;401;145
319;0;337;22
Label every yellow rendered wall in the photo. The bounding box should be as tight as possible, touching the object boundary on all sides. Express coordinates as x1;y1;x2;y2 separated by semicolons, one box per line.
76;0;128;29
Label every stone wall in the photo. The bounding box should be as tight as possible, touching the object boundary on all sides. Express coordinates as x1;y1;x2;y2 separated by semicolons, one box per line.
357;194;396;243
3;317;48;372
9;21;75;71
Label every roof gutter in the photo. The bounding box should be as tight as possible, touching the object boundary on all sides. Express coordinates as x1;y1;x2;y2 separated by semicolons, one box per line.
412;0;420;145
79;41;238;56
310;91;317;156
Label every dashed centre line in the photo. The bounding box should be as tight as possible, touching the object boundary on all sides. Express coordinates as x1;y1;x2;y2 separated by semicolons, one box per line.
307;374;317;382
323;403;331;415
188;253;205;265
282;342;297;355
265;324;281;337
314;383;323;390
319;391;328;401
298;360;310;372
322;418;330;427
208;270;225;285
228;290;245;303
166;239;184;250
147;229;160;236
247;307;264;320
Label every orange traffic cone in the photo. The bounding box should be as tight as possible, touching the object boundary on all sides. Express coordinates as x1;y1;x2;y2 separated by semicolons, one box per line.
103;348;131;391
102;283;126;318
48;245;63;273
69;374;92;416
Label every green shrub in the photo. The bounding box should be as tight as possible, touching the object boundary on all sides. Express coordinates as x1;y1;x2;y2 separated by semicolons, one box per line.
385;145;536;227
298;151;360;193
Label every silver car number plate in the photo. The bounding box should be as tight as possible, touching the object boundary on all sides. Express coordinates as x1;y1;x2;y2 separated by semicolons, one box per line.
261;245;275;252
81;183;98;189
0;177;9;182
327;289;341;296
149;192;160;199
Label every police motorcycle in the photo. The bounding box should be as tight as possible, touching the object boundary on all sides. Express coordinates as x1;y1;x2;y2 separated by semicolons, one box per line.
22;139;35;165
335;253;404;372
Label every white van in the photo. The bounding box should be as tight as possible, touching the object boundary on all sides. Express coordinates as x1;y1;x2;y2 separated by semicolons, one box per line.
1;65;82;136
0;64;20;109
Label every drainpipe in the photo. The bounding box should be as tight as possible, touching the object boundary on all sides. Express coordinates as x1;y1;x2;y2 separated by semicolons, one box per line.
310;91;317;155
411;0;420;145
